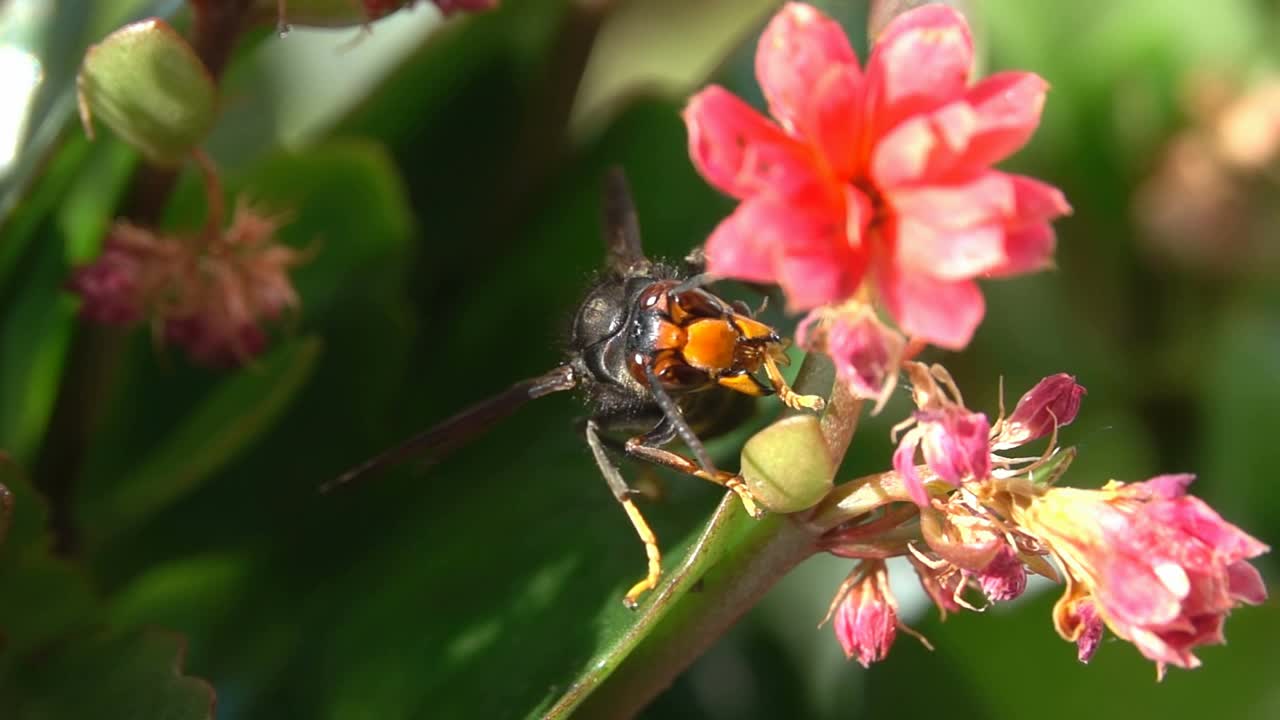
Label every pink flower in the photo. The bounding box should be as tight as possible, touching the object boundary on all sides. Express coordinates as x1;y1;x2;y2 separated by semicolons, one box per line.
684;2;1070;349
1012;474;1270;675
894;407;991;505
827;561;899;667
992;373;1086;449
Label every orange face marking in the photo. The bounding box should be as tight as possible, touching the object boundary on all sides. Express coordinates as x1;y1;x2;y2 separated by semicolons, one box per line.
731;315;777;342
716;372;770;397
682;318;738;372
653;319;686;350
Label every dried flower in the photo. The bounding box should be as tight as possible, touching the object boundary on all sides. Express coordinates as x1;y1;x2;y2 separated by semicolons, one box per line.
684;2;1069;349
69;200;303;368
69;223;181;325
1010;474;1270;676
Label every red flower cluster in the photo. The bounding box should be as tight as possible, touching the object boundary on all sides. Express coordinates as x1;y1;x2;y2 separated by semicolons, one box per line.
684;2;1070;349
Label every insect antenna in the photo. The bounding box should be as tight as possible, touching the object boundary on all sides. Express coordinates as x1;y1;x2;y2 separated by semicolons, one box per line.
602;166;651;276
321;364;578;493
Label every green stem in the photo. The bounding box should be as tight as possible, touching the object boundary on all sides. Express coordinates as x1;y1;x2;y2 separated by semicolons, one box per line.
809;469;915;532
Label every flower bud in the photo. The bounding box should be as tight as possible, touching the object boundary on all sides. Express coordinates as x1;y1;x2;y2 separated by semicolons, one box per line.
78;19;217;166
740;414;835;513
992;373;1085;449
829;561;898;667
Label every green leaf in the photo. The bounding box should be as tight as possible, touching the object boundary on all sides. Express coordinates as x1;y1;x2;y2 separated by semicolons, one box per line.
77;337;321;544
77;18;218;166
0;461;97;658
0;629;216;720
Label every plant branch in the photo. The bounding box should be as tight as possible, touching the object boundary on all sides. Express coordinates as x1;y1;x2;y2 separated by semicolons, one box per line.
33;0;253;555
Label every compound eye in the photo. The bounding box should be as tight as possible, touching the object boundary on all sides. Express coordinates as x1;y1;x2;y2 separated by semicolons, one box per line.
574;291;624;346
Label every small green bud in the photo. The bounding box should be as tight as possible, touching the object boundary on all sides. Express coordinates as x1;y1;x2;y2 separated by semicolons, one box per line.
740;414;835;514
77;19;217;166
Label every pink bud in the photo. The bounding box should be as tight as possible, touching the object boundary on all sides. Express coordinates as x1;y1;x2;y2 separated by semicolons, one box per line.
993;373;1085;449
830;562;898;667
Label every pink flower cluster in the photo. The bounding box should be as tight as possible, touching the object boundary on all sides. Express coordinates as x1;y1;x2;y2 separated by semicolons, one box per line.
824;368;1269;676
69;202;302;368
684;2;1070;351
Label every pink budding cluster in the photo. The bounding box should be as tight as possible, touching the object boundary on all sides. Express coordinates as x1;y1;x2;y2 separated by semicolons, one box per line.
686;2;1269;674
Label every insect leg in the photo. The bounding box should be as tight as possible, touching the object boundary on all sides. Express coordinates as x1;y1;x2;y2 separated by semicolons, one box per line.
624;421;763;519
585;418;662;609
762;353;826;412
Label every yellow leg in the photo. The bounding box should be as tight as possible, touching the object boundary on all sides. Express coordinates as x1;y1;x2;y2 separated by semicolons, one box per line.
764;355;825;412
621;498;662;609
625;440;764;518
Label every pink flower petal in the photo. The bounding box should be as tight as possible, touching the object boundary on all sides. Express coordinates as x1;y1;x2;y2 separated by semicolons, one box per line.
888;172;1017;230
877;260;985;350
866;4;974;134
807;65;866;178
893;432;931;506
757;2;860;144
684;86;818;200
703;211;779;285
894;219;1004;281
1226;561;1268;605
870;114;941;187
1069;601;1106;663
845;184;874;250
952;72;1050;172
1009;174;1072;224
704;196;862;310
986;222;1055;277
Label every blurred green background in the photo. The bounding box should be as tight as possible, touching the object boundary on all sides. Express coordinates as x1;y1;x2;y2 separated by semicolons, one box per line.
0;1;1277;718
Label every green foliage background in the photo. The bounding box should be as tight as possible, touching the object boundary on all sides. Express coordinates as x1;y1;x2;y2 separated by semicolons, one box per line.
0;1;1276;718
